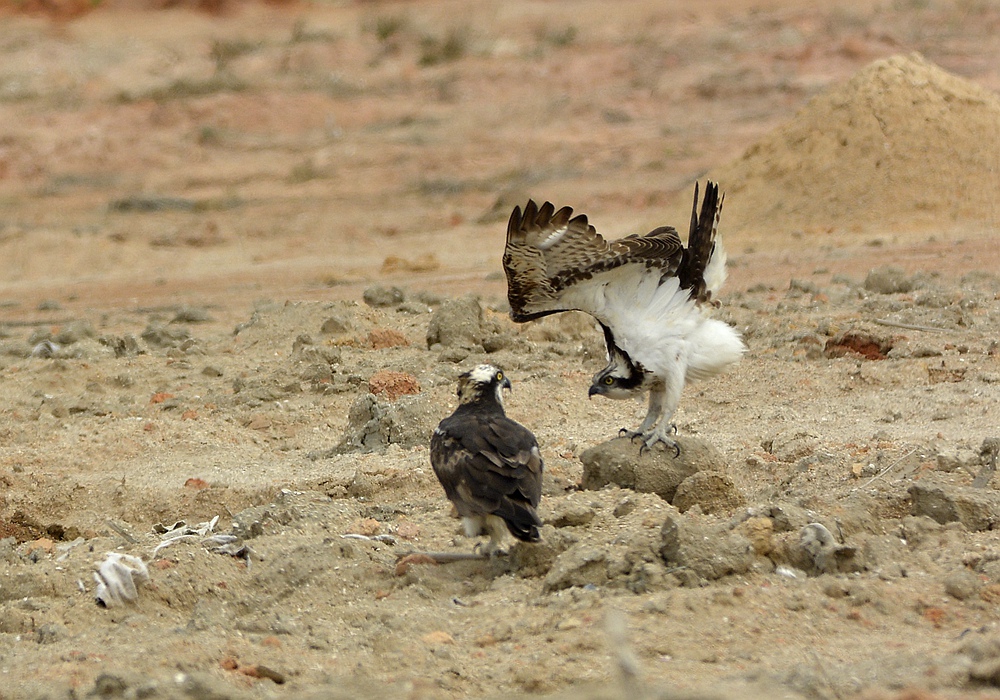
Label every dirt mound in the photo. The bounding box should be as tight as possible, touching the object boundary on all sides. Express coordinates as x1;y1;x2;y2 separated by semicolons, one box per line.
713;53;1000;238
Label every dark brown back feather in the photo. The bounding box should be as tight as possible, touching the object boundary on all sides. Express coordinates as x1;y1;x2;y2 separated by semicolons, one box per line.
430;403;543;542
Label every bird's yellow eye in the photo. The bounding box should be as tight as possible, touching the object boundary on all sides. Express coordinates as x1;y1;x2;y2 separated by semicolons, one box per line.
496;371;504;381
604;376;614;385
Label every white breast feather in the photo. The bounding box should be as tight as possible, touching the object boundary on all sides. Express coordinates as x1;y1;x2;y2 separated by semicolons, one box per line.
561;264;744;383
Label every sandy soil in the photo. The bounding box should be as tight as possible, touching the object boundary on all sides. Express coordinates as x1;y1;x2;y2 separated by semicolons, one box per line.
2;1;1000;698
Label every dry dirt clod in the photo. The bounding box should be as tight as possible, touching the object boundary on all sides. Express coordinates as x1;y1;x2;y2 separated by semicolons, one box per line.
580;436;728;502
426;295;484;349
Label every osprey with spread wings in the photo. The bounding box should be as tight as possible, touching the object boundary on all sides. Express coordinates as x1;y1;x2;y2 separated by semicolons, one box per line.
502;181;745;451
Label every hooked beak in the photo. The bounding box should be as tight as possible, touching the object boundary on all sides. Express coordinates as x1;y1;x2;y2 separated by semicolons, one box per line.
501;376;512;393
588;384;599;398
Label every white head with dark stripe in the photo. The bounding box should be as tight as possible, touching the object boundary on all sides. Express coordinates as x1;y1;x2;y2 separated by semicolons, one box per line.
456;364;511;407
589;347;644;399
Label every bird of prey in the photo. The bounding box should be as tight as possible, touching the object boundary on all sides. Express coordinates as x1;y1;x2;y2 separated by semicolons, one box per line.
503;181;745;452
429;364;543;558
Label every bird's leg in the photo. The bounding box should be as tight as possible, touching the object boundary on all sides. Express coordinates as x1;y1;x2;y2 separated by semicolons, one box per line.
473;541;508;558
620;387;665;442
639;376;683;456
475;517;510;558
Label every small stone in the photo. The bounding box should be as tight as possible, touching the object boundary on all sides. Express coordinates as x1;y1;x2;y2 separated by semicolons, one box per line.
437;346;471;363
172;307;212;323
334;392;439;453
321;314;351;334
542;544;607;592
736;516;774;556
672;471;745;514
421;630;455;646
823;331;893;360
426;296;483;348
660;514;754;581
246;414;272;430
36;622;69;645
141;324;191;349
99;334;142;357
612;497;637;518
367;329;409;349
761;430;820;462
347;518;381;536
91;673;128;697
368;370;420;401
363;285;405;308
54;320;96;344
548;503;596;528
481;333;514;353
980;584;1000;603
937;448;981;473
864;265;915;294
24;538;55;556
395;521;420;540
909;482;1000;531
944;568;982;601
382;254;439;274
555;617;582;631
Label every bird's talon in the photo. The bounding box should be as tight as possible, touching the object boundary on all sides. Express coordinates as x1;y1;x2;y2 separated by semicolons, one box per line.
618;428;644;443
637;433;681;458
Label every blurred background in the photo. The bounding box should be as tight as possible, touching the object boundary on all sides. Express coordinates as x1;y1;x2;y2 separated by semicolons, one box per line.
0;0;998;317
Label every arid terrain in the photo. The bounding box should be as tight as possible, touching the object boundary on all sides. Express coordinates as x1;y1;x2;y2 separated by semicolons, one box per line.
2;1;1000;698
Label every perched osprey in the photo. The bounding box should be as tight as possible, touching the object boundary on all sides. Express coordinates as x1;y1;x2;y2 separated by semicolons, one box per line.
430;364;543;556
503;181;745;451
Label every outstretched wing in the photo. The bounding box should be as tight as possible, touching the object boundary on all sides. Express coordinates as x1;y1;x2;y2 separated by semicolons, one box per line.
676;181;725;303
431;412;543;542
503;199;684;323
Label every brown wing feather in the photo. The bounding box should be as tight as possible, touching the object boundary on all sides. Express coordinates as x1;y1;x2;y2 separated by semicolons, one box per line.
503;198;684;322
676;181;724;302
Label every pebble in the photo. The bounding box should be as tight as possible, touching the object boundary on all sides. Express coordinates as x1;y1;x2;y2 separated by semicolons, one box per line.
672;471;745;514
320;313;351;334
864;265;915;294
368;370;420;401
367;329;409;349
172;307;212;323
943;568;982;600
363;285;405;308
421;630;455;646
548;503;596;528
425;295;483;348
36;622;69;645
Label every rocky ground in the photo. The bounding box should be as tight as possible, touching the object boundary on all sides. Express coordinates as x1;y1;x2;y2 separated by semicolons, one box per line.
1;1;1000;699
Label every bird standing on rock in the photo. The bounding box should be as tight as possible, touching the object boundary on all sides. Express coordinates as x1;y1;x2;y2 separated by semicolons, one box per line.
503;181;745;453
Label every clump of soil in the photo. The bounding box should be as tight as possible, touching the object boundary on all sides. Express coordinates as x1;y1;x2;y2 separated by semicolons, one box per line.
713;53;1000;236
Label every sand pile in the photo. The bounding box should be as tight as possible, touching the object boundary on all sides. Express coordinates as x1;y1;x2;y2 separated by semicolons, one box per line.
712;53;1000;238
